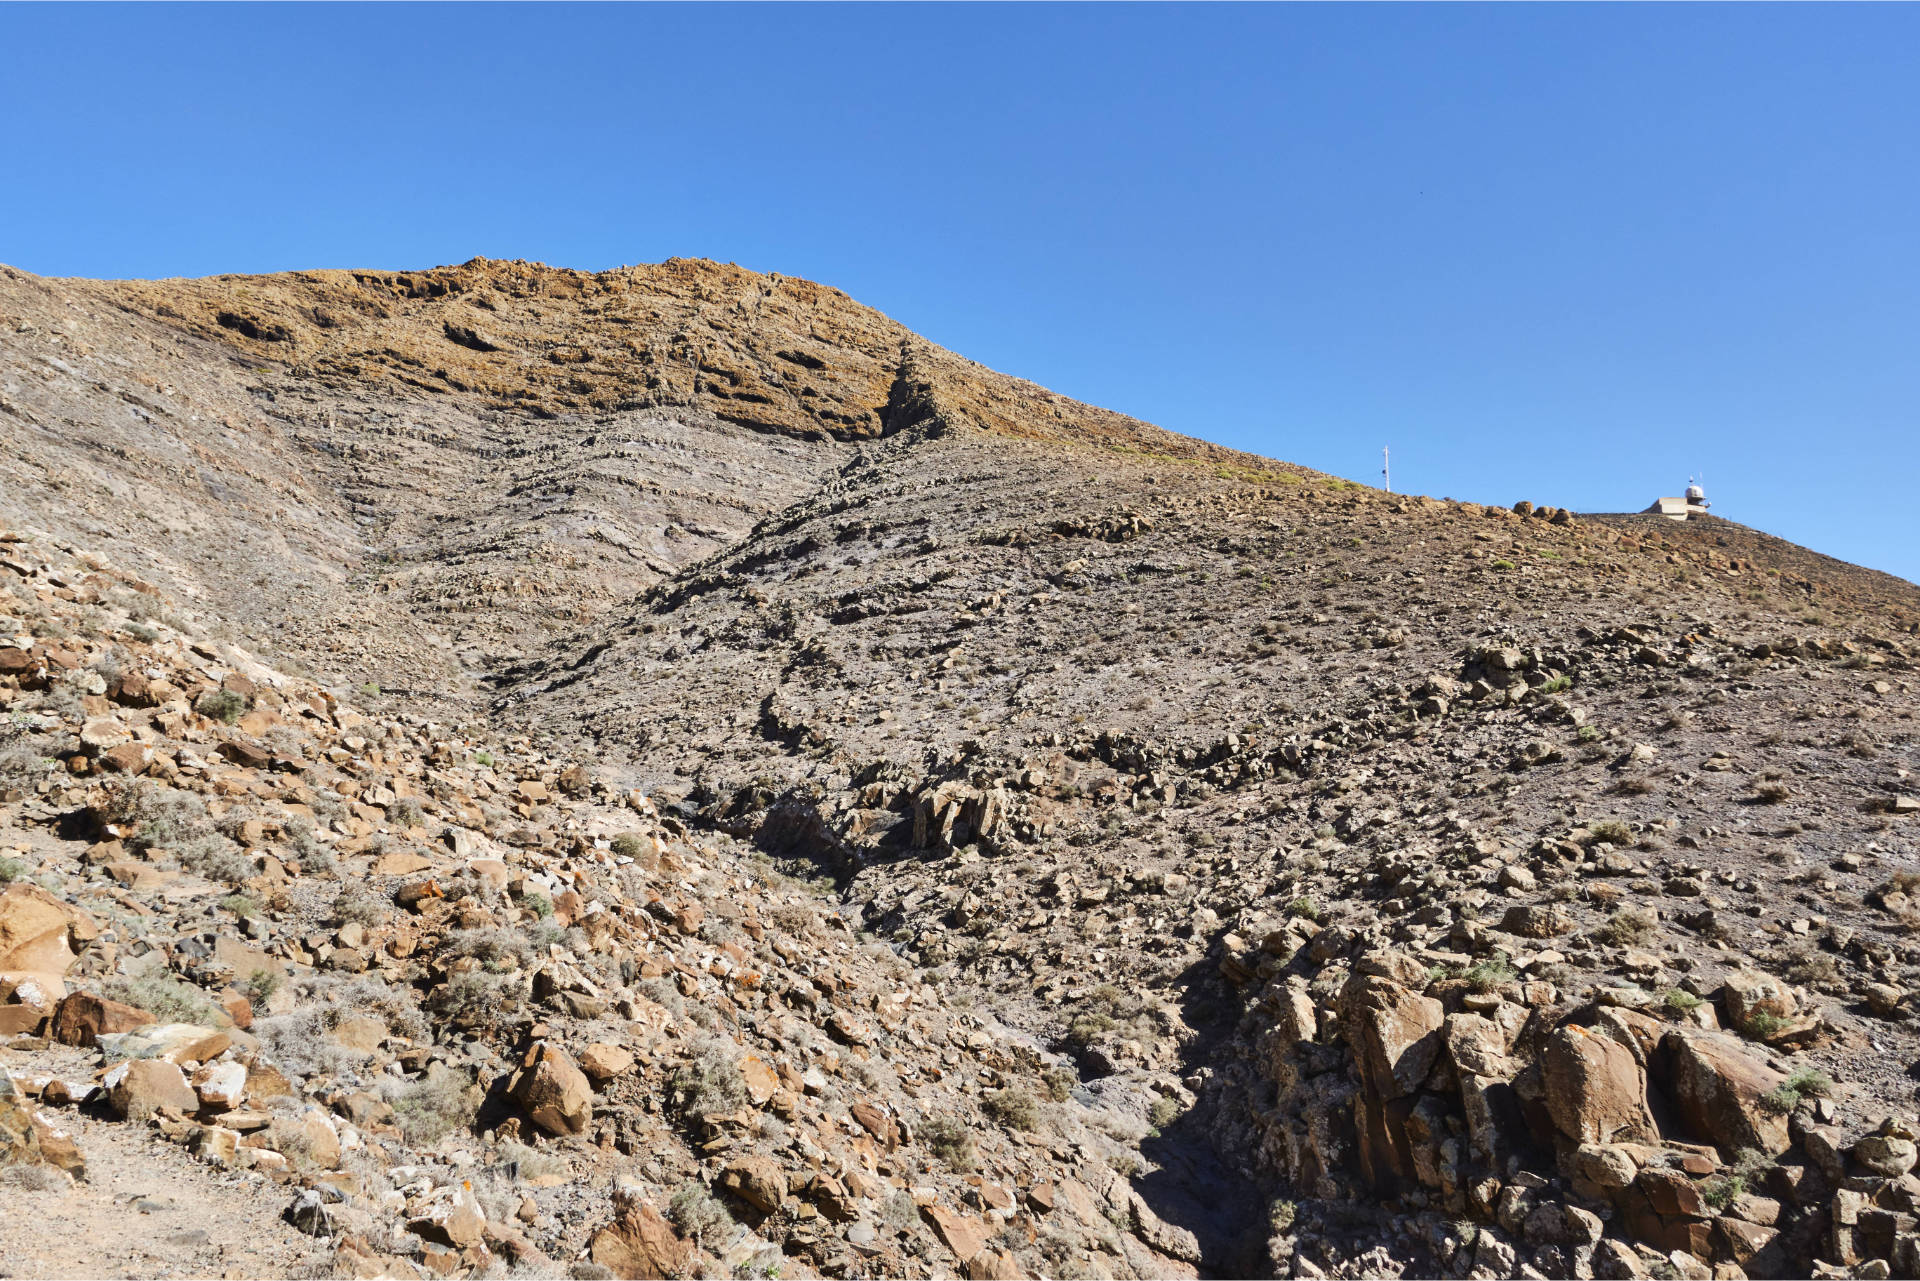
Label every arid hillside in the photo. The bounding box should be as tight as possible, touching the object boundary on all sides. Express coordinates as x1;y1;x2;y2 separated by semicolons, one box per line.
2;257;1918;1281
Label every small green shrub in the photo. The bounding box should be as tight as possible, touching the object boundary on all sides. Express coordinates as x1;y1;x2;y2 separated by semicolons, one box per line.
0;737;55;782
425;971;518;1030
1702;1172;1746;1211
1758;1082;1800;1113
982;1087;1039;1131
1663;988;1703;1014
1063;984;1156;1051
220;893;261;919
0;856;26;883
284;817;334;875
1786;1067;1834;1095
1287;897;1323;922
668;1037;749;1120
1539;675;1572;694
879;1189;918;1231
1490;559;1517;572
104;780;214;853
1743;1010;1787;1041
1767;1066;1834;1108
496;1139;565;1183
175;833;251;884
1600;907;1657;947
195;688;247;725
333;883;387;928
1454;958;1516;994
1588;820;1632;847
241;968;280;1011
920;1115;977;1170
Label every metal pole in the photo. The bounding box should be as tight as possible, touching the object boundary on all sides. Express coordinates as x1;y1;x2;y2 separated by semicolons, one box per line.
1382;446;1390;494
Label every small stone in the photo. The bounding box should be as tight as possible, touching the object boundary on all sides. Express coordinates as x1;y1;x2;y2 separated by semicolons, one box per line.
1853;1134;1918;1177
105;1058;197;1120
1865;983;1908;1019
719;1155;788;1213
1497;865;1536;893
579;1043;634;1084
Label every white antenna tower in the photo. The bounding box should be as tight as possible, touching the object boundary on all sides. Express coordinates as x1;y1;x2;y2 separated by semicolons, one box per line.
1382;445;1390;494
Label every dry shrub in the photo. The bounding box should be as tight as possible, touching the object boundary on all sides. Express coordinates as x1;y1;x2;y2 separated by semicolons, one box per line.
389;1065;480;1144
919;1115;977;1171
1600;907;1658;947
101;972;217;1024
982;1087;1040;1132
669;1037;748;1119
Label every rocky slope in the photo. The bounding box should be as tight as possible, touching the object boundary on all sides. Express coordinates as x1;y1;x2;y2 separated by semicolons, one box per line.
1;257;1917;1281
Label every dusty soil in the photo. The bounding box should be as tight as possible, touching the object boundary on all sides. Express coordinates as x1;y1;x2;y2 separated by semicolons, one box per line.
0;1054;322;1280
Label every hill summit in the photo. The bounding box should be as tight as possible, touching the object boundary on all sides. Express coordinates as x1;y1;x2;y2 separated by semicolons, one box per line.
0;257;1917;1280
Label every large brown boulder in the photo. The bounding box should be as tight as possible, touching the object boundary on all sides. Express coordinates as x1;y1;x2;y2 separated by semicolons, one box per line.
1660;1029;1792;1156
104;1058;197;1121
508;1043;592;1136
1341;973;1448;1191
1720;970;1796;1029
1542;1025;1659;1146
0;882;96;977
1343;974;1445;1100
719;1155;788;1214
591;1199;693;1278
0;1081;85;1180
51;991;156;1047
1502;903;1575;938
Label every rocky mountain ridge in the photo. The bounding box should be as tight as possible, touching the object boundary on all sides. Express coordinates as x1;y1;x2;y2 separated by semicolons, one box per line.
1;257;1918;1281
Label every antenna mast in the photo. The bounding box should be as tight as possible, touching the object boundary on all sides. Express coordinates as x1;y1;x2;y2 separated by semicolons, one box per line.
1382;446;1390;494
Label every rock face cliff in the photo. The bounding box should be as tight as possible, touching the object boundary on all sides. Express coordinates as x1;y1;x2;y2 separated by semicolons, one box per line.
0;256;1917;1280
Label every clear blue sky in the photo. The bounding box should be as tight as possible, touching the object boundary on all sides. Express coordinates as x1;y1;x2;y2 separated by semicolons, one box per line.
4;4;1916;584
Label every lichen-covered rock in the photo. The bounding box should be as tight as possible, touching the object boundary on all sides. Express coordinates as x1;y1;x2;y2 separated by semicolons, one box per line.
1720;969;1798;1028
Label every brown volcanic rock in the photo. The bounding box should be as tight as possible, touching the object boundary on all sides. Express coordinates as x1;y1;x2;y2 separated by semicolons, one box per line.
590;1199;692;1279
50;991;156;1047
508;1043;593;1136
1660;1029;1794;1156
1541;1025;1659;1146
0;1084;84;1180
